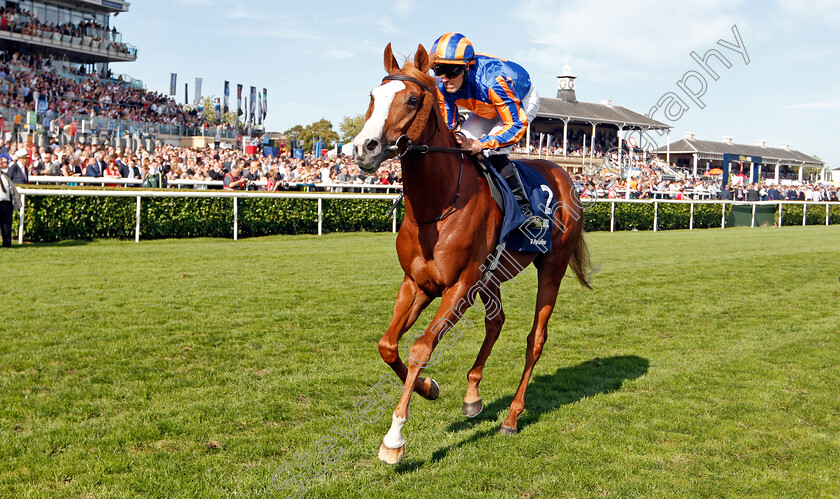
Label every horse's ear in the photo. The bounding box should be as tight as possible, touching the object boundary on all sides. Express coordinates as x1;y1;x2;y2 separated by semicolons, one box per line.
384;43;399;74
414;44;430;72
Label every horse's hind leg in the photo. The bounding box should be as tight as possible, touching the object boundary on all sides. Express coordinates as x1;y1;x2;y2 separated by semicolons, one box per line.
463;282;504;418
500;263;565;434
378;276;438;399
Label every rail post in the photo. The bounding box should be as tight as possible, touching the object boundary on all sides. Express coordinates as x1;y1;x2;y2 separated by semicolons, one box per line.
653;201;658;232
318;198;323;236
233;197;238;240
17;193;25;244
135;196;141;242
689;201;694;230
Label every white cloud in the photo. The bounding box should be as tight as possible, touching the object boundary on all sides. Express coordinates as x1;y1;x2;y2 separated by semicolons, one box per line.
777;0;840;28
173;0;212;5
514;0;745;81
783;101;840;111
327;49;353;59
213;26;317;40
377;16;398;35
224;1;268;21
393;0;415;17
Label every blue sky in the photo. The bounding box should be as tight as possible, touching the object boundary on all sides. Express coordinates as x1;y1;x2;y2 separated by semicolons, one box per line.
114;0;839;167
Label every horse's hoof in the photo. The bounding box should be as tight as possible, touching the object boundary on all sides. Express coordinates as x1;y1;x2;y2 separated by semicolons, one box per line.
499;425;518;435
378;442;405;464
462;399;483;418
419;377;439;400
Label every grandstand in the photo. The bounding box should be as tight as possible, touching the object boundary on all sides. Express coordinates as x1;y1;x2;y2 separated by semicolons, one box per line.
0;0;236;151
659;133;827;184
513;65;672;175
0;0;135;66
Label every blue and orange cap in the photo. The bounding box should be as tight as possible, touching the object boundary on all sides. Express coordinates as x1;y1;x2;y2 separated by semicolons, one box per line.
430;33;475;66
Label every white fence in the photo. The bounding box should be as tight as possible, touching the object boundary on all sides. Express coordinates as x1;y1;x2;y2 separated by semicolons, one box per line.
24;175;404;193
583;198;838;232
14;189;838;244
16;188;401;244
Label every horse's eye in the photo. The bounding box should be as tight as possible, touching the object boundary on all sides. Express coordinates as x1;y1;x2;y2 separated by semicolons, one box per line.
406;96;419;107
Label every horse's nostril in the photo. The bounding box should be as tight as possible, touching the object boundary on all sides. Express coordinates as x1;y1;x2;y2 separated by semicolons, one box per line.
365;139;379;152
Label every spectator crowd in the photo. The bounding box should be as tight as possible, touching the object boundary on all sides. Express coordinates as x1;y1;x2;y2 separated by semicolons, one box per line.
515;129;618;158
574;157;838;202
0;138;402;191
2;133;835;202
1;50;207;128
1;6;130;55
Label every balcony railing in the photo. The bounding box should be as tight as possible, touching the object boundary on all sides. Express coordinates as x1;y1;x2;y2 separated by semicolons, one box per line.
1;106;240;140
0;22;136;60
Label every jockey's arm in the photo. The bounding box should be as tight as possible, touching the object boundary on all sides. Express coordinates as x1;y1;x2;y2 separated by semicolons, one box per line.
477;77;528;150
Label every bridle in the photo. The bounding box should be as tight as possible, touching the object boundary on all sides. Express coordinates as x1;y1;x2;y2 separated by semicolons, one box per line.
379;73;470;224
381;74;472;158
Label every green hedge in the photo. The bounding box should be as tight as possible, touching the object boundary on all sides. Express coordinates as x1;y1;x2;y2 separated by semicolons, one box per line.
581;201;728;232
15;192;404;242
779;203;840;226
12;189;838;242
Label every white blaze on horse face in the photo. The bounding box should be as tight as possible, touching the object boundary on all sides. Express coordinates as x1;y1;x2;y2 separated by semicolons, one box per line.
354;80;406;157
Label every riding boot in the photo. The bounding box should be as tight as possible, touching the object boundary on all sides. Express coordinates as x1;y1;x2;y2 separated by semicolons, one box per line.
487;155;542;229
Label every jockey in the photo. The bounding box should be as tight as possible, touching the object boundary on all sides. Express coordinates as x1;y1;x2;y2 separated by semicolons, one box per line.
430;32;542;228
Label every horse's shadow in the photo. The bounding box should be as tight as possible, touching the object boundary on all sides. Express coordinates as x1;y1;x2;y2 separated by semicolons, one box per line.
396;355;649;472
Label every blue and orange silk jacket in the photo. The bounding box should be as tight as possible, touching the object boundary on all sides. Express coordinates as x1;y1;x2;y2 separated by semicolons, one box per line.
435;53;533;150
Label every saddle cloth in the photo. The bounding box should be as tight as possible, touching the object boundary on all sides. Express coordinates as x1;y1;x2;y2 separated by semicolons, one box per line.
482;160;556;254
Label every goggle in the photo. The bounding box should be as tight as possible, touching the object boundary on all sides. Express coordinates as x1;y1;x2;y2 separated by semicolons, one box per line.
433;65;464;78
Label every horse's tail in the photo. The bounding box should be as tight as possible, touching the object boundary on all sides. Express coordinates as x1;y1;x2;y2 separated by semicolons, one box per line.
570;231;593;289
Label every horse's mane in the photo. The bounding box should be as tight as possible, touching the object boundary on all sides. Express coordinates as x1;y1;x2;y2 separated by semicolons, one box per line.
399;61;436;94
399;60;453;145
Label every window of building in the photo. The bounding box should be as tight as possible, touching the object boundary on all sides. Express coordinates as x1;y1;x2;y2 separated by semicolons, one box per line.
45;5;57;26
58;7;70;26
33;2;46;23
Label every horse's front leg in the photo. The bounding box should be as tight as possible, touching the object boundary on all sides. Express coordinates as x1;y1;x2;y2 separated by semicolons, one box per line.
377;276;438;399
379;279;475;464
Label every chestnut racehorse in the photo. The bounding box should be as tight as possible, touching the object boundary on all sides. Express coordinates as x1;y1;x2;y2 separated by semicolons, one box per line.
353;43;592;464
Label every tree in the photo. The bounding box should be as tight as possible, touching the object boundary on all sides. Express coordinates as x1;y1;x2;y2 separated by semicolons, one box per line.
284;125;305;147
299;119;339;152
339;114;366;143
191;95;237;126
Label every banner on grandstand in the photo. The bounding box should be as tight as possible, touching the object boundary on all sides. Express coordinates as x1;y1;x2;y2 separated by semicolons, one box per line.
195;78;203;106
262;88;267;121
237;84;243;117
223;81;230;114
257;91;263;125
215;98;221;123
170;73;177;96
249;86;256;124
185;83;188;105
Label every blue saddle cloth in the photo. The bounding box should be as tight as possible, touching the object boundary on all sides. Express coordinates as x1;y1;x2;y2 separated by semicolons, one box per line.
487;161;556;253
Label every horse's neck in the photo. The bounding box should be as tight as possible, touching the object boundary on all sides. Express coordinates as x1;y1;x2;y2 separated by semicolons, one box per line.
402;133;476;223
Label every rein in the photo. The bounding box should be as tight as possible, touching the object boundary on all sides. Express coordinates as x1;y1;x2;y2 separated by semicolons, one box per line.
380;73;470;225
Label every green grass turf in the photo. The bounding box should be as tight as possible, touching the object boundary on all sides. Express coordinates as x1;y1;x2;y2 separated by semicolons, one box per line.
1;226;839;497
